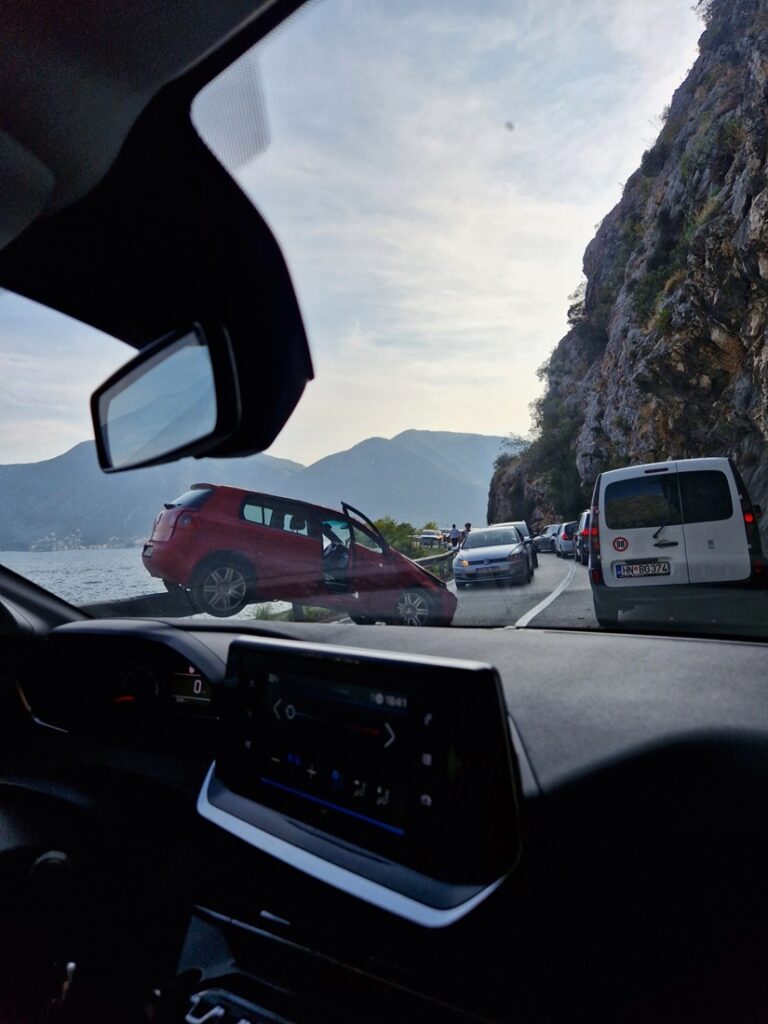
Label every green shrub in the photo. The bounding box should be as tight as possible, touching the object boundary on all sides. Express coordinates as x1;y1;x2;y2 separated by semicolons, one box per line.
640;139;670;176
656;306;674;335
631;266;672;322
373;516;420;556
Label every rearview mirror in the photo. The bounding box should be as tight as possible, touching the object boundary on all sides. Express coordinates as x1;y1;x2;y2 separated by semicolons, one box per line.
91;324;240;472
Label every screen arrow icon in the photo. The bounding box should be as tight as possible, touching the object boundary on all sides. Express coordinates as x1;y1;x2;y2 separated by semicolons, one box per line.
384;722;396;748
273;699;283;720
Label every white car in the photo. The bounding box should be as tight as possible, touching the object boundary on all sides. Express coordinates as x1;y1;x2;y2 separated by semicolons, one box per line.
590;457;763;626
555;521;577;558
418;529;444;548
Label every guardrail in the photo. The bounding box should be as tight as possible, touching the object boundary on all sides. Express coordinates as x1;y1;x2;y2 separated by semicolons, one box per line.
415;548;454;582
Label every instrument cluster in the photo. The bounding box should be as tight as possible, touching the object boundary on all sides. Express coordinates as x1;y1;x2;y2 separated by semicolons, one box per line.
18;632;218;756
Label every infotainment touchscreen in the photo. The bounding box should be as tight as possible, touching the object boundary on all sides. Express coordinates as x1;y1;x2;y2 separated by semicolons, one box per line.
212;638;521;888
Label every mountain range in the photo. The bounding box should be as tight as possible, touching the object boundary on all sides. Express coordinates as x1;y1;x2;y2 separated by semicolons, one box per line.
0;430;519;550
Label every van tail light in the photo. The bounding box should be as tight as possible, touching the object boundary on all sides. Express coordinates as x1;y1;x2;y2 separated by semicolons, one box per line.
580;528;589;537
740;503;762;557
561;531;567;540
177;512;200;530
590;506;602;570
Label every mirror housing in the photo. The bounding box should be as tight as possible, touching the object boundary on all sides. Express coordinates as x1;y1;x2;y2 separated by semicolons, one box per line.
91;323;240;472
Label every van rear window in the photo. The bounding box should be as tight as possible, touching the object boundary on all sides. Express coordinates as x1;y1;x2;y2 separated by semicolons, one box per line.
678;470;733;524
604;477;682;530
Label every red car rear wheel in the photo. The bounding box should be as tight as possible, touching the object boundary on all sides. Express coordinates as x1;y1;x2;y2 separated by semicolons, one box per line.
192;557;253;617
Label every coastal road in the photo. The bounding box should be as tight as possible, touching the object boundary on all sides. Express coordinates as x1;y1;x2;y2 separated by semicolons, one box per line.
450;553;590;628
451;551;768;634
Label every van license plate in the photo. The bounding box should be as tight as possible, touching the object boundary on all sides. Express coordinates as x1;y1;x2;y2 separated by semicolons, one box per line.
616;561;669;578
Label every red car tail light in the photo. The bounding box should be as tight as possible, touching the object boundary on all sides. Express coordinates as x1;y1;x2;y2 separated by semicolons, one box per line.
177;512;200;530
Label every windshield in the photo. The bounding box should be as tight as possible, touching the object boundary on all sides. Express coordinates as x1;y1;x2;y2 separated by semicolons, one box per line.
4;0;767;638
463;531;519;550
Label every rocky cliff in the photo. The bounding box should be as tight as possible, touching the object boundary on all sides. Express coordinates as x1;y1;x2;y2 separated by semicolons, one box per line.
489;0;768;527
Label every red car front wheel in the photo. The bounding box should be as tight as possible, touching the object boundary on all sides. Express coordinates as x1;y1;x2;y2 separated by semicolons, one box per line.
391;588;434;626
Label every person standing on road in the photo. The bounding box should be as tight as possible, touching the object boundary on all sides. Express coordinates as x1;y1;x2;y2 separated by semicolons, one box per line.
461;522;471;546
449;524;460;549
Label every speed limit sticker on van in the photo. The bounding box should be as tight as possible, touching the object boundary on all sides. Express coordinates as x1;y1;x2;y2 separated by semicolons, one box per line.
612;536;629;552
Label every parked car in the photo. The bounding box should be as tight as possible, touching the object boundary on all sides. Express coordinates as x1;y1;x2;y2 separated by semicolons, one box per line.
590;457;763;627
555;521;577;558
453;525;533;588
575;509;591;564
419;529;444;548
534;523;561;552
142;485;457;625
491;520;538;570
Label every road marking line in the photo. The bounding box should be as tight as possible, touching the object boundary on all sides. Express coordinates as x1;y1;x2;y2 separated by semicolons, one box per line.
513;562;576;628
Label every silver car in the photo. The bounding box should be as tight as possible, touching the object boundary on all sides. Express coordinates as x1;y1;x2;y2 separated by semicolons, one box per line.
453;526;533;588
534;524;562;552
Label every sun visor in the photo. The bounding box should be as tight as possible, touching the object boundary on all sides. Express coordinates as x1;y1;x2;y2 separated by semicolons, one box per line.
0;132;54;249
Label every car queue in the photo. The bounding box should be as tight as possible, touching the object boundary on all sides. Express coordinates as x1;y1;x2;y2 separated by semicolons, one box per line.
143;461;765;626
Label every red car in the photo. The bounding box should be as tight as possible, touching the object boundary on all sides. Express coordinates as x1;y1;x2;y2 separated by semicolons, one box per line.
142;484;457;625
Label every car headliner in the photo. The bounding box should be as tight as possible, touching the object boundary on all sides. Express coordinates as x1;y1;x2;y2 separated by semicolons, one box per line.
0;1;288;250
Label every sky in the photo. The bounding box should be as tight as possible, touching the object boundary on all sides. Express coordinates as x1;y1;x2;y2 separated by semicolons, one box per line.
0;0;702;466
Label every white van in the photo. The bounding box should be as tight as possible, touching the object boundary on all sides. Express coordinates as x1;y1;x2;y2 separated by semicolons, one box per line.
589;457;763;626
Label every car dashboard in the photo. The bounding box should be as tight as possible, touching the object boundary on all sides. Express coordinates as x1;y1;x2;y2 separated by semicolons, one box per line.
1;616;768;1022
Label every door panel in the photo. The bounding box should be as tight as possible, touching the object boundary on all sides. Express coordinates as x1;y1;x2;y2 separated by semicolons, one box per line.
240;497;324;599
679;465;751;583
601;467;688;589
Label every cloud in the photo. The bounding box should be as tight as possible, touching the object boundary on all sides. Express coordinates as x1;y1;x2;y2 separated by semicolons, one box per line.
224;0;703;462
0;295;129;463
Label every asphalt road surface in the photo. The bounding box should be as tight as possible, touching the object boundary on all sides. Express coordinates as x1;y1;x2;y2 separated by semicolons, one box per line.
450;552;768;635
450;553;584;628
